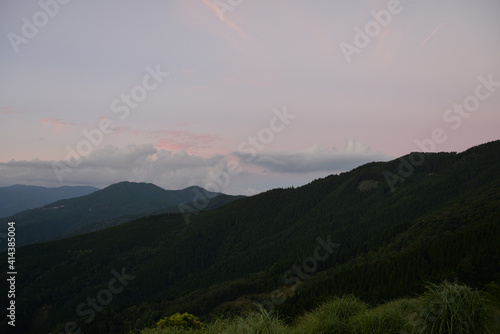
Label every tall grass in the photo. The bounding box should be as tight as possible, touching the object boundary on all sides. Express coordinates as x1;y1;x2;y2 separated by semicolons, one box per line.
350;298;417;334
138;305;288;334
209;305;288;334
291;295;367;334
405;281;489;334
138;281;496;334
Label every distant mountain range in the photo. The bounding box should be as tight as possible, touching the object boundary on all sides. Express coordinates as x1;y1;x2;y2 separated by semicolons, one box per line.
2;140;499;334
0;181;243;248
0;184;99;218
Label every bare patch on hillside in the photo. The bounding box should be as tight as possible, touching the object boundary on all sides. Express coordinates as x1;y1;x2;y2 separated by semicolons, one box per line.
357;180;381;192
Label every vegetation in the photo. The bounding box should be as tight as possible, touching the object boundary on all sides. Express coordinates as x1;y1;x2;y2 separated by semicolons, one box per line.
136;282;499;334
0;182;241;248
0;184;98;218
156;313;202;330
141;306;288;334
1;140;499;333
406;281;490;334
291;295;367;333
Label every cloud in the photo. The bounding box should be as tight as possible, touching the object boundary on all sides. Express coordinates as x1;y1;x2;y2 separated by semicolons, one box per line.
233;141;392;173
0;144;226;190
105;126;221;152
199;0;251;41
419;20;447;48
0;106;28;114
0;142;393;195
172;0;266;69
40;118;78;133
344;139;372;153
154;130;220;151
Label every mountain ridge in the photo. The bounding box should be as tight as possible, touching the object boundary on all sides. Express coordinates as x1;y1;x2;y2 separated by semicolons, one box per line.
0;181;240;248
1;140;499;333
0;184;99;218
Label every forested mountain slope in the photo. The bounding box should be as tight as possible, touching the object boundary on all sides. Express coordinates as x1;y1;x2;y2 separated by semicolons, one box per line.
0;184;98;218
2;140;499;334
0;182;236;248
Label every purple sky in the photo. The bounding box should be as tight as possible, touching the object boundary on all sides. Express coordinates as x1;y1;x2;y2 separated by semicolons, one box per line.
1;0;499;195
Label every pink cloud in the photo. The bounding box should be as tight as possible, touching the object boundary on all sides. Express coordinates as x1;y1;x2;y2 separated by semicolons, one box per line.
0;106;29;114
172;0;266;67
155;138;196;151
153;130;220;154
111;126;137;135
419;20;447;48
104;125;221;153
40;118;77;133
154;130;219;146
199;0;251;41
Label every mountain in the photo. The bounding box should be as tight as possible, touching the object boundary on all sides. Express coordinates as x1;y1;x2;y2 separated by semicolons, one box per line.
60;192;245;239
1;140;499;334
0;182;241;248
0;184;99;218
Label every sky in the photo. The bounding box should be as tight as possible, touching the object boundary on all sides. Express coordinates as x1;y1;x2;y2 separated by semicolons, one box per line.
0;0;499;195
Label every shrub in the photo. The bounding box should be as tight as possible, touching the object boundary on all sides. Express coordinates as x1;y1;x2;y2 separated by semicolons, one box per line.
138;282;498;334
156;312;203;330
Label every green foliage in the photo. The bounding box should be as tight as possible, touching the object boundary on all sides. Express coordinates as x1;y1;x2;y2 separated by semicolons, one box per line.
213;306;288;334
0;182;241;248
350;298;416;334
405;281;489;334
138;283;499;333
142;306;288;334
156;312;202;330
291;295;367;334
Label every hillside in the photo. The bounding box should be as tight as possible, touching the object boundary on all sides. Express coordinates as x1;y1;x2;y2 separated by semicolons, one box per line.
1;140;499;334
0;182;239;248
138;281;500;333
60;193;245;239
0;184;98;218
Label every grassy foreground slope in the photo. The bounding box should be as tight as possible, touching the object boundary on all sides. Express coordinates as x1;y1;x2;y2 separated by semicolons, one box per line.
1;140;499;333
139;282;500;334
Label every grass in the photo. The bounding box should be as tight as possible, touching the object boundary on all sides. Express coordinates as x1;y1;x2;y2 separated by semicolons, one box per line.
350;298;416;334
404;281;491;334
137;305;288;334
136;282;499;334
291;295;367;334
